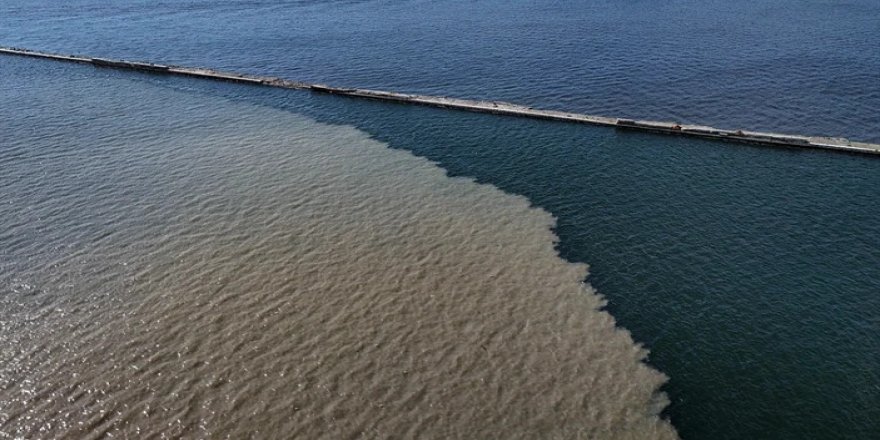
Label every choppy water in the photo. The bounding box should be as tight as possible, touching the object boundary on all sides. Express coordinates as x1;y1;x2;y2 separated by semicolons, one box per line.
1;58;676;439
2;1;879;439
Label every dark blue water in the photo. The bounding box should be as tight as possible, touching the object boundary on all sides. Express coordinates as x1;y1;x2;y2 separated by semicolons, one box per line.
1;0;879;142
3;1;880;438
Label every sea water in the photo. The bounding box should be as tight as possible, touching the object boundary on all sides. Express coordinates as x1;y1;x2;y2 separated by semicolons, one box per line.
1;1;879;439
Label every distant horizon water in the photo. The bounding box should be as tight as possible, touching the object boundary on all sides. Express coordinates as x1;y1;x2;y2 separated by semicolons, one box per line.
1;0;878;142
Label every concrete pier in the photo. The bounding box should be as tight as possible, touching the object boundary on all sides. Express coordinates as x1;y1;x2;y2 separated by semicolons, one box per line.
3;46;878;156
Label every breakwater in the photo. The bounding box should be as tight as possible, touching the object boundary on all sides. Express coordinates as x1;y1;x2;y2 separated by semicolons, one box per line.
3;46;878;156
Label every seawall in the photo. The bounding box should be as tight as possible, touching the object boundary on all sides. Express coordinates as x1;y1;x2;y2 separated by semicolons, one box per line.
3;46;878;156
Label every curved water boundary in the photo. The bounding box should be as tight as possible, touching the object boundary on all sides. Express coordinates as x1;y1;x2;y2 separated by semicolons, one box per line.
3;46;878;156
0;63;679;438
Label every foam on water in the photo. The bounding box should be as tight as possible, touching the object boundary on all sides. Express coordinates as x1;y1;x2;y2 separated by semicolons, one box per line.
0;60;676;438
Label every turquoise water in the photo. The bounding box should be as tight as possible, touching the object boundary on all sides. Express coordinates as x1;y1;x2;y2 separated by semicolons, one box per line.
3;0;880;438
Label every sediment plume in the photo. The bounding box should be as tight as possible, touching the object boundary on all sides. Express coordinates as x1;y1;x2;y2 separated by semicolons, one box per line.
0;66;677;439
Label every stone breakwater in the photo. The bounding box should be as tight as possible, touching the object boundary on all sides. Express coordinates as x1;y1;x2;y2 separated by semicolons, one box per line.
3;46;878;156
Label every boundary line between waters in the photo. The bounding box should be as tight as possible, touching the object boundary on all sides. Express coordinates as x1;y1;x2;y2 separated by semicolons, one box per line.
3;46;878;156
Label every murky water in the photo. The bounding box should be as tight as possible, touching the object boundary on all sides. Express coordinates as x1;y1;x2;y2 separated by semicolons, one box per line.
0;58;676;438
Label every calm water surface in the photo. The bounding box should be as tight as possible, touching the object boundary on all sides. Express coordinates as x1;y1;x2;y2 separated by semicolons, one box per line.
2;1;879;439
1;0;878;141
